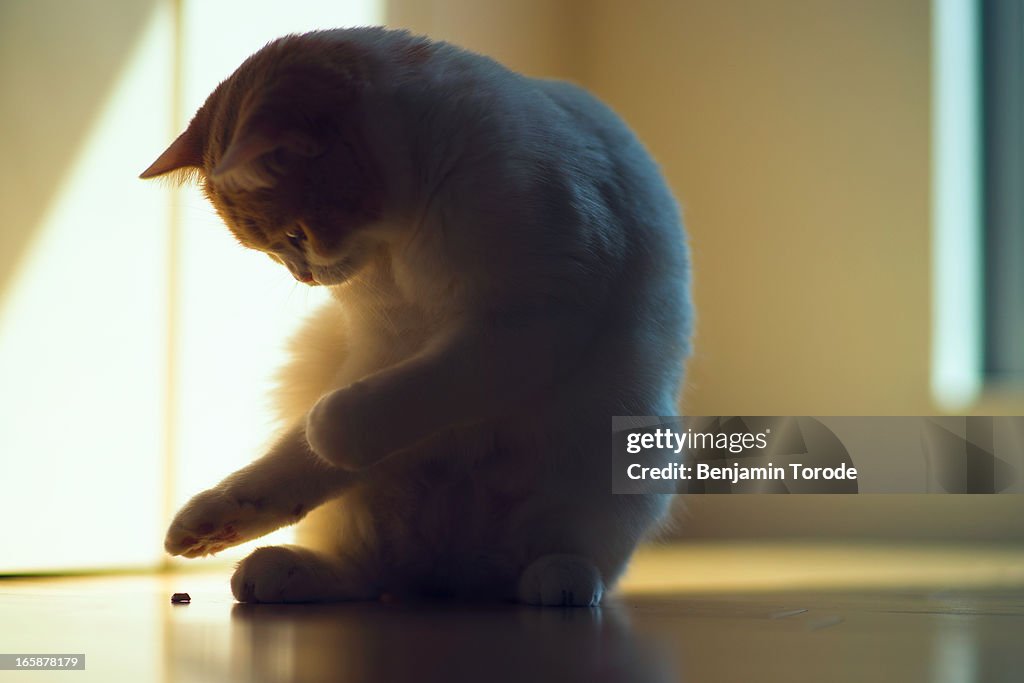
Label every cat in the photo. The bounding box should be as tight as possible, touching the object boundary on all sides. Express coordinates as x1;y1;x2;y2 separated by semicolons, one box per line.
141;27;691;606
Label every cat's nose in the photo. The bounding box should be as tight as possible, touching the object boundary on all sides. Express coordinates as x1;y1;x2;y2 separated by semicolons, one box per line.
285;262;316;284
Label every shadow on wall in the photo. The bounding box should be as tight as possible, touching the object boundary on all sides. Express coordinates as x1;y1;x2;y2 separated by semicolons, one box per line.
0;0;159;294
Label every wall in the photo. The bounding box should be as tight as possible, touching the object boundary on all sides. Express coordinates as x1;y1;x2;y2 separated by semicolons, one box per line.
0;0;171;570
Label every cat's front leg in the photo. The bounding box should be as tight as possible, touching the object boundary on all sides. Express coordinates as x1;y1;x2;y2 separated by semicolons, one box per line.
165;425;354;557
306;315;590;470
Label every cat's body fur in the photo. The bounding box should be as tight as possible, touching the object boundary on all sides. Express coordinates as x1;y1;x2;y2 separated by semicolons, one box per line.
143;28;691;605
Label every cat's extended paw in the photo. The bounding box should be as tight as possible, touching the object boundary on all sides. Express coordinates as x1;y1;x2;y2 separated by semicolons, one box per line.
165;488;292;558
517;554;604;607
306;384;393;471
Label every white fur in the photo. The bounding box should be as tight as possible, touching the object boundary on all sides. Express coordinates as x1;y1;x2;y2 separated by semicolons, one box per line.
163;28;692;605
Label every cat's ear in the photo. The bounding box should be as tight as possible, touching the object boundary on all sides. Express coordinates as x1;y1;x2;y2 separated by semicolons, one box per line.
210;116;324;192
139;127;204;181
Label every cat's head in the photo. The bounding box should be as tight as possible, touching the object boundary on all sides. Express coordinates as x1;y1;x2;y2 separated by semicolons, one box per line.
140;34;384;286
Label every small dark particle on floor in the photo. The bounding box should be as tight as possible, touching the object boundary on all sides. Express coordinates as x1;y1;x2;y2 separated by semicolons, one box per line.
171;592;191;604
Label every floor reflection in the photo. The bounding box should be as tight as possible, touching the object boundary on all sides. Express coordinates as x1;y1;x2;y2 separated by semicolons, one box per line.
168;598;673;683
234;601;674;683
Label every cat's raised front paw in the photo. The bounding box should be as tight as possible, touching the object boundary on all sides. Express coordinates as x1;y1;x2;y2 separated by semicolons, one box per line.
165;488;289;558
306;384;392;470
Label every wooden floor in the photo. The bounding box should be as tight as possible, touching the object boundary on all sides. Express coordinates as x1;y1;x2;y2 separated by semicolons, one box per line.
2;542;1023;682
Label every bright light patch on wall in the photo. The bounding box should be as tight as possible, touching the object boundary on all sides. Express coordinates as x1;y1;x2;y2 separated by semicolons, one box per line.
170;0;383;564
931;0;983;410
0;6;173;572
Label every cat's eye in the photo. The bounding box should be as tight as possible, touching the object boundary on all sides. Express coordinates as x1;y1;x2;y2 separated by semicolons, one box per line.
285;229;307;248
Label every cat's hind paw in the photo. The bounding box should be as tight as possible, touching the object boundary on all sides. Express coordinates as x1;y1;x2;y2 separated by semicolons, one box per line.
231;545;377;603
165;488;285;558
517;554;604;607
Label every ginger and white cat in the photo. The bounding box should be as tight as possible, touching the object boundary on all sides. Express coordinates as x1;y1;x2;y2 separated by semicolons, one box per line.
142;27;691;606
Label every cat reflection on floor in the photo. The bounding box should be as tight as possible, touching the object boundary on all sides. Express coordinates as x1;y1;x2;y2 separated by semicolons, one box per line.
142;27;691;606
219;601;673;683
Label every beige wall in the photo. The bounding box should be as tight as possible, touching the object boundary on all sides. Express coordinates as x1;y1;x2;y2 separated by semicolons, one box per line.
0;0;174;571
0;0;159;294
581;1;933;416
388;0;583;81
388;0;1023;541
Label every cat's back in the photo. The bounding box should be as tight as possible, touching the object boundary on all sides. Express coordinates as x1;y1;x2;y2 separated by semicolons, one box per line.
321;29;679;226
529;77;680;224
529;79;632;148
